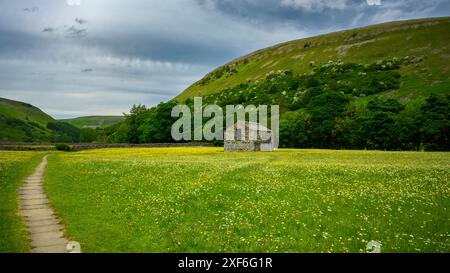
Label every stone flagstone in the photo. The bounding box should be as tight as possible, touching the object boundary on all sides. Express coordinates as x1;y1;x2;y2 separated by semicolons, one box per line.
18;155;76;253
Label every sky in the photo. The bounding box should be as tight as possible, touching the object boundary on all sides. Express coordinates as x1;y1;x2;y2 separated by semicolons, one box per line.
0;0;449;119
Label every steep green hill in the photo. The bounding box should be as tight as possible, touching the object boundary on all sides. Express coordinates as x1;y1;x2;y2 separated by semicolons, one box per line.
0;97;82;143
0;98;55;142
59;116;124;129
0;98;54;127
177;17;450;106
117;17;447;150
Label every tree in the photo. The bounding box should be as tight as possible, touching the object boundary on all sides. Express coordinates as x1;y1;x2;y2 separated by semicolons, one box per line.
353;98;404;150
279;110;310;148
126;104;148;143
138;101;178;143
416;95;450;151
130;104;147;115
80;128;98;143
47;121;80;143
306;91;351;148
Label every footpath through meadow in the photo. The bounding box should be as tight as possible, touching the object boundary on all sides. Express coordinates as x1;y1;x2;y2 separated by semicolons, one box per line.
18;155;75;253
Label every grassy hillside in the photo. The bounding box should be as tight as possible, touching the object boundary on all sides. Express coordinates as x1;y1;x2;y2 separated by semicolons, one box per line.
0;97;82;143
0;97;117;143
0;98;55;142
93;17;450;150
60;116;124;129
177;17;450;105
0;98;54;126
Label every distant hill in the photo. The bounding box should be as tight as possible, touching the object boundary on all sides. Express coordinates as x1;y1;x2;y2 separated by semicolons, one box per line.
0;98;122;143
59;116;124;129
177;17;450;107
0;97;81;143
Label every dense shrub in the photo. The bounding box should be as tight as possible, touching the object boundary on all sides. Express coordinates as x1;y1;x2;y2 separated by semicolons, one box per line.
55;143;72;152
80;128;98;143
47;122;80;143
416;95;450;151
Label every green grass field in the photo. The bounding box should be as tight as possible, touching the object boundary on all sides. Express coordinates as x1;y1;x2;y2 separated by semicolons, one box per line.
37;148;450;253
0;151;45;252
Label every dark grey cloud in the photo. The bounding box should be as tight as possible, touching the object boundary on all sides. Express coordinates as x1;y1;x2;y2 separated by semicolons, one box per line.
0;0;448;118
75;18;87;25
23;7;39;13
205;0;450;32
42;27;56;33
66;25;88;38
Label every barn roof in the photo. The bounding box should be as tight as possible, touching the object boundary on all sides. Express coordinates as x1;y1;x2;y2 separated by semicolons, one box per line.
224;120;272;141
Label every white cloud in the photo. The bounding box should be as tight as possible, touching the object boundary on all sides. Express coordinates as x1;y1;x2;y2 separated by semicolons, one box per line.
280;0;350;11
368;1;441;24
0;44;209;118
366;0;382;6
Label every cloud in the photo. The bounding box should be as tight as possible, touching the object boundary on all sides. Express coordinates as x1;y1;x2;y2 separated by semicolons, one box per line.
366;0;382;6
75;18;87;25
23;7;39;13
280;0;350;11
66;26;87;38
0;39;210;118
67;0;82;7
0;0;449;118
42;27;56;33
366;0;448;24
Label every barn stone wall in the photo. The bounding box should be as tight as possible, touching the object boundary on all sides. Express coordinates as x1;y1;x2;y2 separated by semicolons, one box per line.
224;140;260;152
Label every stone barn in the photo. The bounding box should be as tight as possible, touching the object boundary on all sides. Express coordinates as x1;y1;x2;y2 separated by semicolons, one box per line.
224;121;273;152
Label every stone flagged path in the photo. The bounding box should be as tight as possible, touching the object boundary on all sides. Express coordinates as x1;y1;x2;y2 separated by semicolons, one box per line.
18;155;72;253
